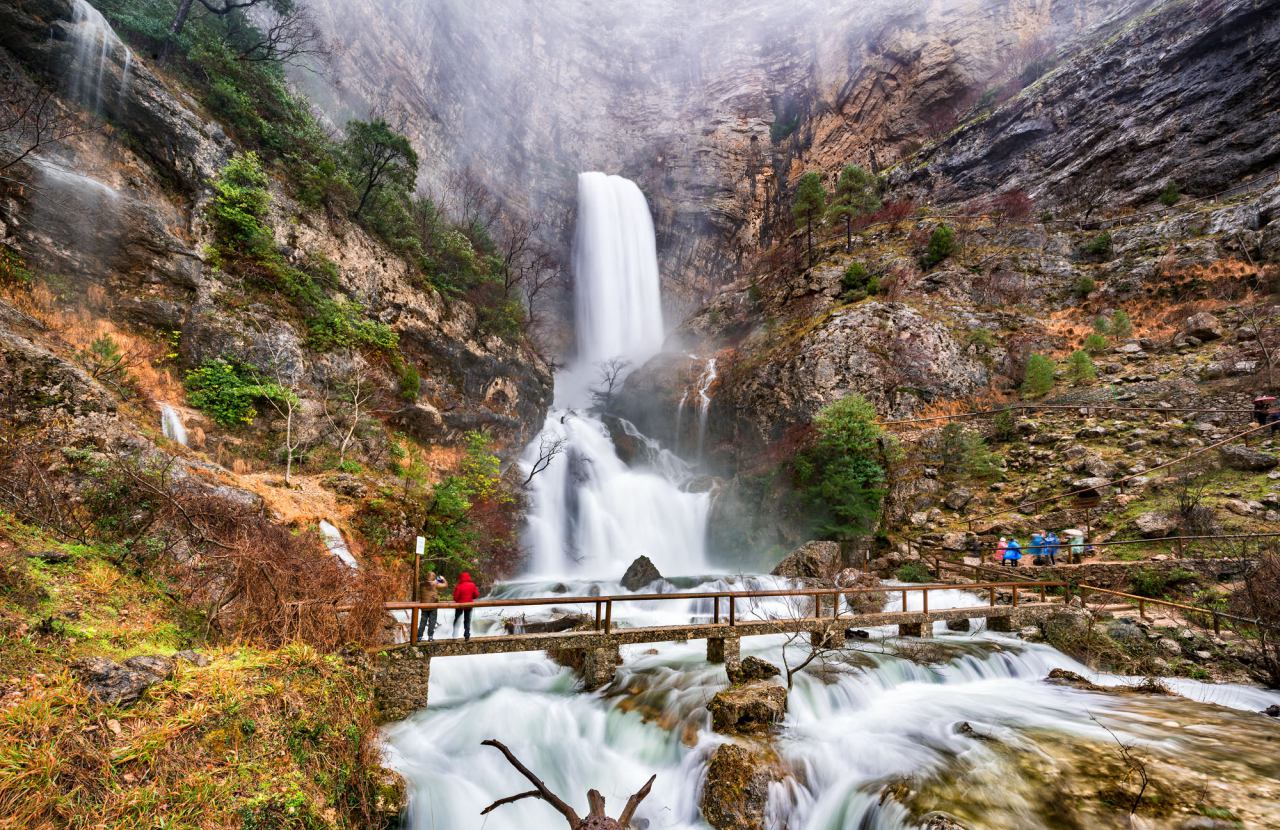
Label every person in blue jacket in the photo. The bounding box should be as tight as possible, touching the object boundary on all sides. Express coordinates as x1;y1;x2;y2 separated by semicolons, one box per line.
1044;531;1060;565
1003;538;1022;567
1029;531;1045;563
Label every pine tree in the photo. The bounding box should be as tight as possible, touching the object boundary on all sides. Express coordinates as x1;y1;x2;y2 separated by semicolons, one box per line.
827;164;881;252
792;171;828;267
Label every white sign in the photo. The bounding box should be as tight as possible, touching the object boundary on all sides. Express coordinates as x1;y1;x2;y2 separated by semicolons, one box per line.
415;536;425;556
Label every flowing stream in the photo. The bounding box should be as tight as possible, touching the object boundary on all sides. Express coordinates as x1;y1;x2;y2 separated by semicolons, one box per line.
384;172;1280;829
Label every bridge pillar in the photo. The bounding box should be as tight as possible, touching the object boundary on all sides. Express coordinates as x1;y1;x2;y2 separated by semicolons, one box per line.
946;618;971;632
580;643;621;691
374;647;430;722
987;615;1015;632
708;636;741;679
897;621;934;638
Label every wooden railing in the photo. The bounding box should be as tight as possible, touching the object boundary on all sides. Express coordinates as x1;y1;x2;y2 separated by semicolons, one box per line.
386;580;1066;646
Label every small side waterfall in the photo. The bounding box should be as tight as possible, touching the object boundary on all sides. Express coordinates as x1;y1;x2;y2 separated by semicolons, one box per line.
67;0;133;116
694;356;717;461
318;520;359;569
160;404;188;446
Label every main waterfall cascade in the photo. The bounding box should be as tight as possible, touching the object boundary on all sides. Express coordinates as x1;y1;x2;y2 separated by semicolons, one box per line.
385;173;1280;830
521;172;710;578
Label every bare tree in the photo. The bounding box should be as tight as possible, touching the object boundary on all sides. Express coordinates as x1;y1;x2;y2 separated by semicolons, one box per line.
1;70;89;173
523;433;568;487
231;4;331;69
1088;713;1150;817
1231;299;1278;388
480;738;656;829
447;168;502;233
590;358;630;414
1059;171;1110;224
258;336;306;485
321;351;376;465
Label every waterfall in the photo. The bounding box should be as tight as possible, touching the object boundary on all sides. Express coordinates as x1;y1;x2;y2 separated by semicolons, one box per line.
318;520;359;569
521;172;709;579
159;404;188;446
572;172;664;366
67;0;132;116
694;356;717;461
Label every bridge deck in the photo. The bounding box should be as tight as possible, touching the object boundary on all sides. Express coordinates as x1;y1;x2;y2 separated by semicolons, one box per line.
385;601;1061;658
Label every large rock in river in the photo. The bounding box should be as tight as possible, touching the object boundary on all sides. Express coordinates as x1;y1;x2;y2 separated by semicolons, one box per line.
707;682;788;733
771;541;840;580
621;555;663;591
700;742;784;830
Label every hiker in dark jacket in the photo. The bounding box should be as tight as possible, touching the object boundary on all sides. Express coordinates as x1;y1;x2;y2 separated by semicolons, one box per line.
452;572;481;641
415;571;447;642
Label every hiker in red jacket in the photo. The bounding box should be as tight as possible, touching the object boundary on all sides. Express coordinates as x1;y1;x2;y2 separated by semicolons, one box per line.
452;572;480;641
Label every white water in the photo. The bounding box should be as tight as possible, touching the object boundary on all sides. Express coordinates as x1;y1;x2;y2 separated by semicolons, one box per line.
521;172;710;579
318;519;359;569
159;404;188;446
67;0;133;116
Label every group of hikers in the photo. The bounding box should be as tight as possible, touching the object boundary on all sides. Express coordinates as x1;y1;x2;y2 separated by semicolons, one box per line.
996;531;1079;567
414;569;481;641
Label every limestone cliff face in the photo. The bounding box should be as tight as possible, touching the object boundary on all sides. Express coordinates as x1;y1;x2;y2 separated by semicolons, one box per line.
0;0;551;456
306;0;1121;329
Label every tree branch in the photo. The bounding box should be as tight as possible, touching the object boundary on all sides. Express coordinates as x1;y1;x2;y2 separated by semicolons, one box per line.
481;739;581;826
481;789;543;816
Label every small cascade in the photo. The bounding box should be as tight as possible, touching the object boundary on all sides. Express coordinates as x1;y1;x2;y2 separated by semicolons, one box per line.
694;356;717;461
318;520;359;569
67;0;133;116
159;404;188;446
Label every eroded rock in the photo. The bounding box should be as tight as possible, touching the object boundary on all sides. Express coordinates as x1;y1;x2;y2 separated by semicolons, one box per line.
771;541;840;580
708;682;788;733
621;555;663;591
700;742;783;830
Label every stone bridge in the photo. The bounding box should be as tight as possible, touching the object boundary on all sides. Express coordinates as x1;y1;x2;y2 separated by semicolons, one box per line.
372;582;1068;720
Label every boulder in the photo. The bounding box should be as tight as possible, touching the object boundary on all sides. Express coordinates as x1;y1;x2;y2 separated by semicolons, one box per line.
735;656;781;683
943;488;973;511
922;812;971;830
1182;312;1223;341
836;569;887;614
1133;511;1179;538
621;555;663;591
707;682;788;733
940;532;968;552
123;655;176;679
699;742;782;830
1218;444;1278;472
72;655;169;706
770;541;840;580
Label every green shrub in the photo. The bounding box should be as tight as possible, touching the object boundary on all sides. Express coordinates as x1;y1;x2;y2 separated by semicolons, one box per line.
895;561;933;583
1159;182;1180;207
840;262;879;300
793;395;893;540
1092;315;1110;334
0;245;35;287
992;408;1018;442
399;363;421;402
1083;332;1109;354
1072;276;1096;298
922;224;956;267
939;423;1002;480
1082;232;1113;260
1066;350;1096;384
184;359;295;427
1110;309;1134;339
208;151;272;257
1020;353;1056;398
1130;568;1169;598
337;460;364;474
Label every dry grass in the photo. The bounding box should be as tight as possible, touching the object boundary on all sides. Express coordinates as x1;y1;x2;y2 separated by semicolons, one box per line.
0;514;395;830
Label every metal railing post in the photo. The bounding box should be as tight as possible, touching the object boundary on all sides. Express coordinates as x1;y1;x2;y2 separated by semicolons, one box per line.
728;596;736;627
922;588;928;615
595;601;602;631
1012;586;1019;607
604;599;613;634
713;595;720;625
410;607;419;644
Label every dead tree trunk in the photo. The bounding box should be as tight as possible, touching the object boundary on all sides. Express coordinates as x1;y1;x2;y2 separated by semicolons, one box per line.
481;738;656;829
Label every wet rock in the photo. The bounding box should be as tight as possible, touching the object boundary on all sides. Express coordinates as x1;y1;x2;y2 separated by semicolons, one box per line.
1133;511;1179;538
735;657;781;683
1182;312;1223;341
771;541;840;580
700;742;782;830
72;655;168;706
1262;704;1280;717
1218;444;1278;472
621;555;663;591
921;811;970;830
707;682;788;733
945;618;971;632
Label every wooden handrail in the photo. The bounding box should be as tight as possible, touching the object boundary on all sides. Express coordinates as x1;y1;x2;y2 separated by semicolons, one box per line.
377;580;1066;613
1075;584;1280;632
